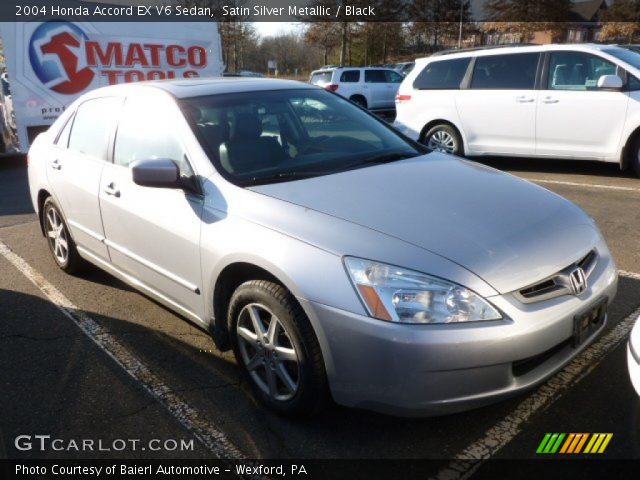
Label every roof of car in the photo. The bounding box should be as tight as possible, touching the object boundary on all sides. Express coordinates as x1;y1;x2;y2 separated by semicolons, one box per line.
85;77;315;99
417;43;626;63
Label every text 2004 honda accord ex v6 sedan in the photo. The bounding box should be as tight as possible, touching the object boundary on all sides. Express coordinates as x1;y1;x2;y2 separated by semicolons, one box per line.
28;79;618;417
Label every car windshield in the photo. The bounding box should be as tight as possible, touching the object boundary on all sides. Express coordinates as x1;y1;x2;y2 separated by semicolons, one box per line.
603;47;640;70
180;88;422;186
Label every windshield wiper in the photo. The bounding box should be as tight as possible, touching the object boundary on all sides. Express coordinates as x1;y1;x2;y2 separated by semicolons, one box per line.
240;171;328;187
342;151;419;171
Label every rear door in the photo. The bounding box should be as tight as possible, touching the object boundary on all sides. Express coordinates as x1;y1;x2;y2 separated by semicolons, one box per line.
455;52;540;155
364;70;388;108
337;69;361;100
536;50;629;159
46;96;122;261
99;93;205;320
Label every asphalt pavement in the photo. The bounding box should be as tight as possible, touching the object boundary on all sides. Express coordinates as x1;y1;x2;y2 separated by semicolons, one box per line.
1;154;639;476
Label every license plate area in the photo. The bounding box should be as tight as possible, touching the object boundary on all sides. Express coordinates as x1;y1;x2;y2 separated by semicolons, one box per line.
572;299;607;348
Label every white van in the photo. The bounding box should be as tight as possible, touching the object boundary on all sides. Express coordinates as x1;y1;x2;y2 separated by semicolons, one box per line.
0;21;223;154
393;44;640;177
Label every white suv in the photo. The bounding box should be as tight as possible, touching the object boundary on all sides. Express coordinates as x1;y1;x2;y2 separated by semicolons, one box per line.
310;67;403;110
393;44;640;176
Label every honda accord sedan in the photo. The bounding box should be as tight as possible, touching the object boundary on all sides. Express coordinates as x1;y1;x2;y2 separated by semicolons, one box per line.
28;78;618;417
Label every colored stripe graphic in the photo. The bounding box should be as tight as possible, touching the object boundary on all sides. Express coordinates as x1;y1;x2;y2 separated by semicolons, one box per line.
537;433;612;454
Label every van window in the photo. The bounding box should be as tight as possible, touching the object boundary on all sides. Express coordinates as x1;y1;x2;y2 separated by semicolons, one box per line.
413;58;471;90
310;71;333;85
340;70;360;82
548;52;617;91
68;97;121;160
471;53;540;90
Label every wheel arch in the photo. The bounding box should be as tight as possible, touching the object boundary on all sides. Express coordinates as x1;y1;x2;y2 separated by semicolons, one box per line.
621;124;640;171
419;119;465;145
36;189;51;236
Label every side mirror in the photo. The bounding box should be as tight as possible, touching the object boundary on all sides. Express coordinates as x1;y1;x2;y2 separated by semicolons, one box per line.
597;74;623;90
131;158;180;188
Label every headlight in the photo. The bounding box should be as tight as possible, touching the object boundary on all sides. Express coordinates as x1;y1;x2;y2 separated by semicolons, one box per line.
344;257;502;324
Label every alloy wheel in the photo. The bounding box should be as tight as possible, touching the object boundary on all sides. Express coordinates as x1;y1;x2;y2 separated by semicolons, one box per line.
46;206;69;265
236;303;300;401
427;130;457;154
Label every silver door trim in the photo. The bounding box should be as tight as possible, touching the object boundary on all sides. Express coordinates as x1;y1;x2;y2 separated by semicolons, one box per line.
103;239;200;294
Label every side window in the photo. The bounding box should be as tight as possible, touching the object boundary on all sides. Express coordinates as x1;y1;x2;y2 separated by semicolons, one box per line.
68;97;121;160
385;70;403;83
55;114;74;148
365;70;386;83
629;74;640;91
471;53;540;90
548;52;617;91
340;70;360;82
413;58;471;90
114;97;193;177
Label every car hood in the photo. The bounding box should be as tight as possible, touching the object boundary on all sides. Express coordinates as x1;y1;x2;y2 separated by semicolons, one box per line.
248;154;600;294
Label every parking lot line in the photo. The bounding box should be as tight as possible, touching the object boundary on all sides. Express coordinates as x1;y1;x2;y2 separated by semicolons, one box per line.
527;178;640;193
432;271;640;480
0;239;245;460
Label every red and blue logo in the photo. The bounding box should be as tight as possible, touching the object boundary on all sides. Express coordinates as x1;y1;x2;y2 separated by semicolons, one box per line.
29;21;95;95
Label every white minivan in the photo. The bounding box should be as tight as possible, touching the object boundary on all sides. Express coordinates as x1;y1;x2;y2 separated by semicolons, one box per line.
393;44;640;177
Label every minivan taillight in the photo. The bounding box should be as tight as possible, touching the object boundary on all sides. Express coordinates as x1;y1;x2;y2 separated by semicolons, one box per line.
395;94;412;103
325;83;339;92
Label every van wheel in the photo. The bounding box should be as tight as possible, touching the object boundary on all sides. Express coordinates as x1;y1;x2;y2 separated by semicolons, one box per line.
350;95;367;109
228;280;328;418
43;197;86;274
423;124;463;155
632;135;640;178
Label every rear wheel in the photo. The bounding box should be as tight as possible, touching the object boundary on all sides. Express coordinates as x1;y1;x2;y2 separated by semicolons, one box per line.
350;95;367;109
229;280;328;417
423;124;463;155
43;197;86;273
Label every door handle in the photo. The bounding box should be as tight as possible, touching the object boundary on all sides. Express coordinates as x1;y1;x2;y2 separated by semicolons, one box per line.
515;96;534;103
104;182;120;198
50;159;61;170
542;97;559;104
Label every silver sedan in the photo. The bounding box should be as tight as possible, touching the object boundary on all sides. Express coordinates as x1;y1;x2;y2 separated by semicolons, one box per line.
27;78;618;417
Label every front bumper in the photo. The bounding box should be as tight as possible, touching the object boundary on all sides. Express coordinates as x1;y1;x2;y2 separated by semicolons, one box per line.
300;254;618;417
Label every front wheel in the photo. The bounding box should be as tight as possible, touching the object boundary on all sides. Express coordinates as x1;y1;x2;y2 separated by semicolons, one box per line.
228;280;328;417
632;135;640;178
423;124;463;155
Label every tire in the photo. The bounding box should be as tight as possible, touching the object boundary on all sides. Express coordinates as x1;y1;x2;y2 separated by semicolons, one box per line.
350;95;367;109
42;197;87;274
228;280;328;417
422;123;463;156
632;135;640;178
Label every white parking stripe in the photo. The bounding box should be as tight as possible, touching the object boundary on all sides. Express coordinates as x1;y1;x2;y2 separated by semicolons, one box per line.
0;240;244;460
431;271;640;480
528;178;640;193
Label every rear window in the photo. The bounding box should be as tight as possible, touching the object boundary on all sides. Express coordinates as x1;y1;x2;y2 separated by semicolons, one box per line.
310;71;333;85
413;58;471;90
471;53;540;90
340;70;360;82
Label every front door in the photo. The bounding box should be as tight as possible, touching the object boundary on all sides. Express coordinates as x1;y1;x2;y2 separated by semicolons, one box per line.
99;94;204;320
536;51;629;160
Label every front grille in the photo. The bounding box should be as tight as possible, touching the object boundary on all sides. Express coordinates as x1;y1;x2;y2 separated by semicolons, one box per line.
514;249;598;304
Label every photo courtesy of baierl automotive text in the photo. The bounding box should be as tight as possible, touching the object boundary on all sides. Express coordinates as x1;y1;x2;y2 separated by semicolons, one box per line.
0;1;640;479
